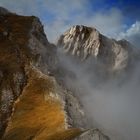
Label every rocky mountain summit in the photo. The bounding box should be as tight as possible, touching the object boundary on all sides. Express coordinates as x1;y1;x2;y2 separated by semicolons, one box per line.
0;7;139;140
57;25;136;72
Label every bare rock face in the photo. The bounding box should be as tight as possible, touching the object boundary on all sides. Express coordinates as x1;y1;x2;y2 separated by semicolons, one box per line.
57;25;135;72
57;25;97;55
64;91;88;129
58;25;100;59
74;129;110;140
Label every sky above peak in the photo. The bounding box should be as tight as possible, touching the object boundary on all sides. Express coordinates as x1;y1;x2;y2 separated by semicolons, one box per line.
0;0;140;46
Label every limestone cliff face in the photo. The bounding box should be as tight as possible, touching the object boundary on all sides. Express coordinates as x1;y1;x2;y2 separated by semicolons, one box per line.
57;25;100;59
57;25;136;72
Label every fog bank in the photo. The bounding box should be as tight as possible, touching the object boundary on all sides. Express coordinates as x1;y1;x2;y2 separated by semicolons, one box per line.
57;48;140;140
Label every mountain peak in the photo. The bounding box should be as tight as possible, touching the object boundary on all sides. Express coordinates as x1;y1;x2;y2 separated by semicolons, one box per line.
65;25;97;35
57;25;101;59
57;25;136;71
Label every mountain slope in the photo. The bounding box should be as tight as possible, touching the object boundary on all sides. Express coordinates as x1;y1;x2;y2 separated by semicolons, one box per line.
2;66;81;140
0;7;110;140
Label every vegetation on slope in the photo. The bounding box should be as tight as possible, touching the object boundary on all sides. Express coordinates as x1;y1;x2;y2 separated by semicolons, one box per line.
2;67;81;140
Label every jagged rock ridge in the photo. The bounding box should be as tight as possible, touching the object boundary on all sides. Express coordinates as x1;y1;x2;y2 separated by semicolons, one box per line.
57;25;136;71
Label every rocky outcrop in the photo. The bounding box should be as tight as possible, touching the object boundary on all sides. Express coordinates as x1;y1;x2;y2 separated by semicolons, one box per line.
57;25;100;59
74;129;110;140
57;25;136;72
64;91;88;129
0;10;56;138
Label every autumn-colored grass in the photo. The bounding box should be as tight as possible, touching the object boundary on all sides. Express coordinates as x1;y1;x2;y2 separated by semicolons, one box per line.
0;14;81;140
2;68;81;140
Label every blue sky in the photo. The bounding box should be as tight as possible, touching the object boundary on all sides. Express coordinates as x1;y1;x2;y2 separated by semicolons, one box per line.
0;0;139;46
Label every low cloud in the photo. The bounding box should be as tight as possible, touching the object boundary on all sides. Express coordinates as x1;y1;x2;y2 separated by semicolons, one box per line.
118;21;140;47
57;49;140;140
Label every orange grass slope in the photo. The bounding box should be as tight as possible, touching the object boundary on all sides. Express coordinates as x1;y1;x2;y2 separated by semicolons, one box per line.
2;67;81;140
